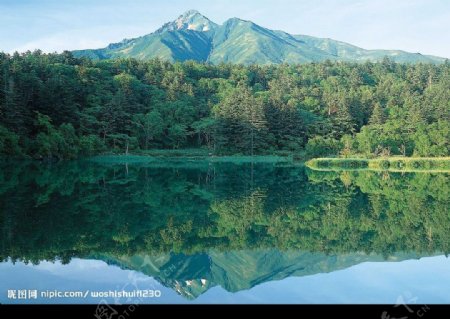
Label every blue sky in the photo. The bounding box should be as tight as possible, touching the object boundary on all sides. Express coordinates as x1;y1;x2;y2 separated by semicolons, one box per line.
0;0;449;58
1;256;450;304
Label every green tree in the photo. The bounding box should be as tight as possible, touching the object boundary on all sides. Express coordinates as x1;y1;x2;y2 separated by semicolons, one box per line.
133;111;164;149
369;103;386;125
0;125;22;155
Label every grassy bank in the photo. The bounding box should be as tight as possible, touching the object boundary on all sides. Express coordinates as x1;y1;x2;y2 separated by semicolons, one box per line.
306;157;450;172
90;153;295;165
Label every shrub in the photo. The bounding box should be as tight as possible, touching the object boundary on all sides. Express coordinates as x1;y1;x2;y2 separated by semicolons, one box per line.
379;160;390;170
79;135;106;156
305;137;342;158
395;160;406;169
410;160;421;169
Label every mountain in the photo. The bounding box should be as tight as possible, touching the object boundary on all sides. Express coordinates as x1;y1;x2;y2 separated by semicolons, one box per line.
73;10;446;65
100;250;432;300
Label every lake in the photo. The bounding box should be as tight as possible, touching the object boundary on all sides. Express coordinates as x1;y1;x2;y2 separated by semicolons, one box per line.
0;159;449;305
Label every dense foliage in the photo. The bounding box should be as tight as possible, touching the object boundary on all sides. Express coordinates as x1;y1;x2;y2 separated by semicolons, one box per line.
0;51;448;159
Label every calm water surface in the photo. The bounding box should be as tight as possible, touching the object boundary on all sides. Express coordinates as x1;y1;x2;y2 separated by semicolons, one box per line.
0;159;449;304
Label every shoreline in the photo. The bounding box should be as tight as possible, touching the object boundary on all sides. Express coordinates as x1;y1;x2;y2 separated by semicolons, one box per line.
89;153;298;164
306;157;450;173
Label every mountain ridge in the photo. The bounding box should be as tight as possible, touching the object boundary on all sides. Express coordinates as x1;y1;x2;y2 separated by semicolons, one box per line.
73;10;447;64
99;250;435;300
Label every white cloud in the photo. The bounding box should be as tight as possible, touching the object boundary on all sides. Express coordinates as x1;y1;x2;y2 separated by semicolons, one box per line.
13;34;106;53
11;25;152;53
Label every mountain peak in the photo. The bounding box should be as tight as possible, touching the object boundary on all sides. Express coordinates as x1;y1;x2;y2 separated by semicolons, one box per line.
158;10;217;33
180;9;201;18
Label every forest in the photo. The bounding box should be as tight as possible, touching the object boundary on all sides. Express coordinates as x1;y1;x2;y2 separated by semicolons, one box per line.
0;51;449;159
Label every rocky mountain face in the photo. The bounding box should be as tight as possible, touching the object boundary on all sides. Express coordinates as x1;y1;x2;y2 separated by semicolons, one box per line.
73;10;446;64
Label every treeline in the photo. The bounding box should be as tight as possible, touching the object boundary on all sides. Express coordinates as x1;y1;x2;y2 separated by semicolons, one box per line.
0;51;449;159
